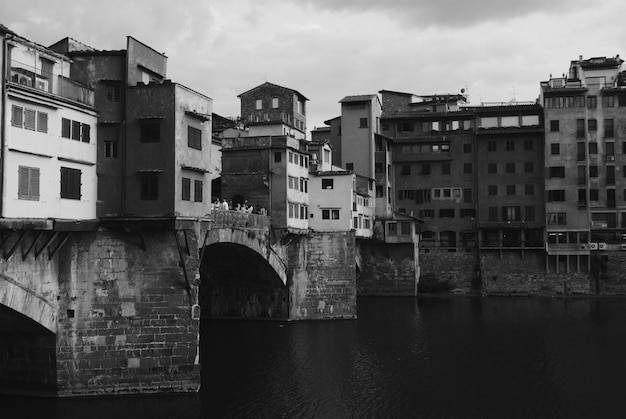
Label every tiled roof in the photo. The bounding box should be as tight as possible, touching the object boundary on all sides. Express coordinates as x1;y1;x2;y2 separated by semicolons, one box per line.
339;94;377;103
237;82;308;101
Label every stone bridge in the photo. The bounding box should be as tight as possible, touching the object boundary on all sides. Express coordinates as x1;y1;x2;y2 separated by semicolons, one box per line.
0;211;356;397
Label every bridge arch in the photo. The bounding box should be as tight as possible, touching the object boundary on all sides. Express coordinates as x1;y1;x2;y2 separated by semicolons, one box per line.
200;227;288;319
203;227;287;286
0;275;56;333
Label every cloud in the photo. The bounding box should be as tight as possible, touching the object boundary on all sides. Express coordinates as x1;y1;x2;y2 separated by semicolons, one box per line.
302;0;588;28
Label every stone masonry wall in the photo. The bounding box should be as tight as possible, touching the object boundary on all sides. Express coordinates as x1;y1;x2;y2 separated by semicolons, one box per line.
288;231;356;319
420;249;478;292
55;229;200;396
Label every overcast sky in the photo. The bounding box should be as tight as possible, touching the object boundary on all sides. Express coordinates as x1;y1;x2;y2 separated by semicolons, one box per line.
3;0;626;136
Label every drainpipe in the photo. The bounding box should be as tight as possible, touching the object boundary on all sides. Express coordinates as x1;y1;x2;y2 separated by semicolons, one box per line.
0;36;8;217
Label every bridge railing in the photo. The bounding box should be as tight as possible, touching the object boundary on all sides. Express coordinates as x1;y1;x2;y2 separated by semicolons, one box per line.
211;209;272;230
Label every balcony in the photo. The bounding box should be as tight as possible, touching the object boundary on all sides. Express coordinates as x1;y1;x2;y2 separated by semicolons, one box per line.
7;60;94;107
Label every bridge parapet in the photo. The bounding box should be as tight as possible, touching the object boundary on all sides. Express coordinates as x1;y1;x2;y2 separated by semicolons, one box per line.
211;210;271;231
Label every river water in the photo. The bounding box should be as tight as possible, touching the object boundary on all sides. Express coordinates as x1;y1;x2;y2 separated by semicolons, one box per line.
6;296;626;418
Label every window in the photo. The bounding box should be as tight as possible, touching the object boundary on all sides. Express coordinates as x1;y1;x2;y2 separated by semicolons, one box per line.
524;139;533;150
274;152;281;163
62;118;71;138
547;190;565;202
188;126;202;149
487;141;497;152
578;166;587;184
182;177;191;201
24;109;36;130
525;184;534;195
401;164;411;175
587;96;597;109
399;122;414;132
602;95;615;108
442;163;450;175
488;185;497;196
577;142;586;161
322;209;340;220
547;212;567;225
488;163;497;174
81;124;90;143
105;83;121;102
11;105;23;127
463;143;472;153
506;185;516;196
463;163;472;174
589;165;598;178
550;120;560;132
605;119;614;138
60;167;81;200
104;140;118;158
505;140;515;151
525;206;535;222
463;188;472;203
140;175;159;200
346;163;354;170
422;164;431;175
439;209;455;218
71;120;81;141
140;121;161;143
590;189;599;201
12;106;48;133
18;166;39;201
359;118;368;128
321;179;334;189
375;162;383;174
524;162;534;173
255;99;263;110
551;143;560;155
588;118;597;132
271;98;279;108
506;163;515;174
549;166;565;178
460;208;476;218
576;119;585;138
502;206;521;222
589;142;598;154
194;180;203;202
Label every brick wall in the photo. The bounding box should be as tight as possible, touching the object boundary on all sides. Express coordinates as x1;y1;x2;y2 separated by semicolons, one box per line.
55;229;200;396
420;249;478;292
288;232;357;318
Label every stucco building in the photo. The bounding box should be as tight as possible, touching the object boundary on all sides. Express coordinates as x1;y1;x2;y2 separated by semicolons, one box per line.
1;25;98;229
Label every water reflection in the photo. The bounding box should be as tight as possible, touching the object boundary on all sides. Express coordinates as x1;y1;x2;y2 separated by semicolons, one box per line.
4;297;626;418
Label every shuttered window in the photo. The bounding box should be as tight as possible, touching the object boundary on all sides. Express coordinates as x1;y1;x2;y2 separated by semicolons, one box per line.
37;111;48;133
18;166;40;201
71;121;81;141
81;124;90;143
11;106;23;127
60;167;81;200
188;126;202;149
24;109;36;130
182;177;191;201
62;118;71;138
194;180;203;202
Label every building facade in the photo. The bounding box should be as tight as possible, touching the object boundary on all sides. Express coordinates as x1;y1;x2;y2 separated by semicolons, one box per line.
1;25;98;228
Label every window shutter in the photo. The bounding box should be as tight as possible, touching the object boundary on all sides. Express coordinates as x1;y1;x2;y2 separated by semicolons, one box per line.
71;121;81;140
37;112;48;133
31;168;40;200
12;106;23;127
81;124;90;143
24;109;36;130
18;167;29;199
62;118;71;138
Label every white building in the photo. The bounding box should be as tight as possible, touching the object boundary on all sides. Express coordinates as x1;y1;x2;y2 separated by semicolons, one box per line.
1;25;97;226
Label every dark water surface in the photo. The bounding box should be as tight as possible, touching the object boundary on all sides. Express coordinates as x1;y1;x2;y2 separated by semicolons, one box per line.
5;296;626;418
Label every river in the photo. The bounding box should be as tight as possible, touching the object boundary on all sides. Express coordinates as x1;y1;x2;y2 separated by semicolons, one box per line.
5;296;626;418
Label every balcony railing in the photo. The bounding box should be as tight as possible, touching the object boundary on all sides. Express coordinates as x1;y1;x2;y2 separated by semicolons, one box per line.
7;59;94;107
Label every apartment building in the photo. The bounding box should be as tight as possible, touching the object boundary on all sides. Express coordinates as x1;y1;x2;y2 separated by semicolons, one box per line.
540;55;626;273
50;36;213;221
474;103;545;254
380;91;475;249
1;25;98;229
